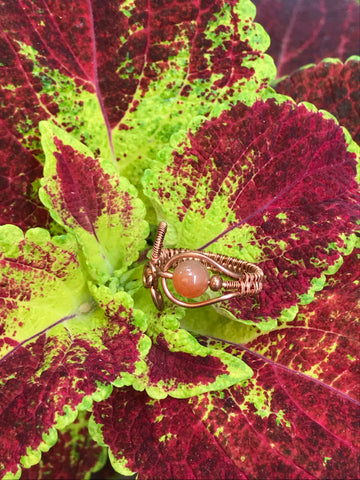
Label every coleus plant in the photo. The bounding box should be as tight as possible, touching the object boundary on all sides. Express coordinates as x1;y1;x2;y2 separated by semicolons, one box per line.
0;1;359;479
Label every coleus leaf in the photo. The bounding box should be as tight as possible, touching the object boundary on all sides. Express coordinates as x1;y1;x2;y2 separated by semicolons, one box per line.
143;98;360;328
276;57;360;145
39;121;148;283
90;245;360;479
0;0;275;229
239;246;360;401
252;0;360;77
90;387;245;479
20;411;106;480
144;100;360;333
0;226;88;360
191;246;360;479
0;226;150;479
136;307;253;399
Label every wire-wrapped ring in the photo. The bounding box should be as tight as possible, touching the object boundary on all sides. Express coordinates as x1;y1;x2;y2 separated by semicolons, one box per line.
143;222;263;310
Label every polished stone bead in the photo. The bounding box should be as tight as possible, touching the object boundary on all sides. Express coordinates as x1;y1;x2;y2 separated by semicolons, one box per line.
172;260;210;298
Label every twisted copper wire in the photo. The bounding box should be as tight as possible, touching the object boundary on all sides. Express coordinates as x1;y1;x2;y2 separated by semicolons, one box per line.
151;221;167;262
143;222;263;310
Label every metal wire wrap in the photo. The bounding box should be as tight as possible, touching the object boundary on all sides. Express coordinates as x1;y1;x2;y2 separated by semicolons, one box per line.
143;222;263;310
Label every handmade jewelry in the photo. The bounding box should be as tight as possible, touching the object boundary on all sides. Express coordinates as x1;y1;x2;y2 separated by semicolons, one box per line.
143;222;263;310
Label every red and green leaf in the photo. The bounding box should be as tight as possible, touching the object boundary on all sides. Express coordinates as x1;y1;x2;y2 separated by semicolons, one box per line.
90;245;360;479
276;57;360;144
0;226;150;479
253;0;360;77
138;310;253;399
240;246;360;401
0;226;88;360
0;0;275;230
192;245;360;479
90;386;245;479
143;98;360;327
20;412;106;480
39;121;148;283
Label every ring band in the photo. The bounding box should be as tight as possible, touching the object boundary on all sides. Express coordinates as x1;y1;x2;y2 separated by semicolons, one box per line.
143;222;263;310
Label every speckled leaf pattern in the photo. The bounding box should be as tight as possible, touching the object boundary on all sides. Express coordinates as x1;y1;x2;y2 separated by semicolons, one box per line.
91;387;245;479
253;0;360;77
20;412;106;480
0;226;150;479
241;247;360;402
192;247;360;479
139;313;253;399
143;98;360;326
0;225;88;360
0;0;274;229
276;58;360;144
91;246;360;479
39;121;148;283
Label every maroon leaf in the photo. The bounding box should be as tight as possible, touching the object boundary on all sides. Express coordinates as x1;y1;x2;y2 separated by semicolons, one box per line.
91;387;245;480
191;248;360;479
0;304;143;479
0;141;48;230
39;122;148;284
0;0;271;230
0;228;149;478
141;326;252;398
143;98;360;325
20;412;106;480
276;58;360;144
253;0;360;77
91;247;360;478
242;247;360;401
147;334;229;387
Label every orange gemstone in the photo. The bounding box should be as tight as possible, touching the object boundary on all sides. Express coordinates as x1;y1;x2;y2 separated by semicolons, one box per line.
172;260;210;298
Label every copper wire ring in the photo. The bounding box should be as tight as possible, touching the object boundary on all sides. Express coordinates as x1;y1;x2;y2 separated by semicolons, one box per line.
143;222;263;310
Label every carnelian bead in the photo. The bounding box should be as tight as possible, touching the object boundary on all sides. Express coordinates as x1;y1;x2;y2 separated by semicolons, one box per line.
172;260;210;298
